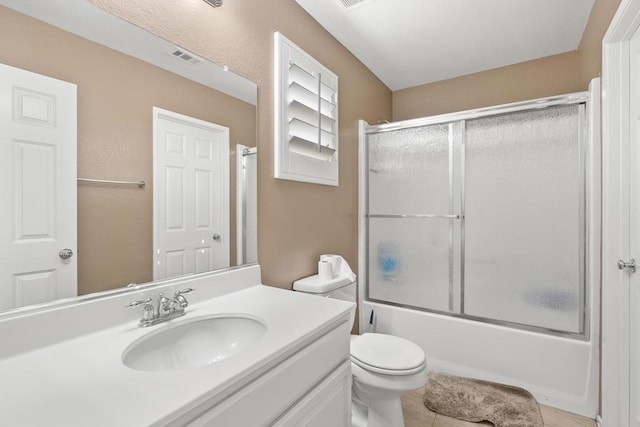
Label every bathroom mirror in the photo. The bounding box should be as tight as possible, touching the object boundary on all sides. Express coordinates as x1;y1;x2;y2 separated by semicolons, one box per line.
0;0;257;314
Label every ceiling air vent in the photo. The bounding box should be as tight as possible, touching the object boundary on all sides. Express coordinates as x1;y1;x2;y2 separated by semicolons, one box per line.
340;0;366;8
168;49;204;66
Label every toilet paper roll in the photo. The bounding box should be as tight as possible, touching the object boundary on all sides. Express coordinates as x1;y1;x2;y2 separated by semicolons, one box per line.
318;260;333;282
320;254;334;263
319;254;356;282
320;254;341;278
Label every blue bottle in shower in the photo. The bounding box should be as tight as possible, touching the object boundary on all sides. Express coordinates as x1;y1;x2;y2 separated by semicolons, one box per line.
377;242;399;281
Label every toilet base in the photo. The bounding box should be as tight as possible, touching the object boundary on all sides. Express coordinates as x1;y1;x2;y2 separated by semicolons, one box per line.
351;386;405;427
351;399;367;427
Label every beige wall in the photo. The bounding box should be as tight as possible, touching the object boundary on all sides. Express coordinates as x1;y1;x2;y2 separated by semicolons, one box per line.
392;0;622;120
393;51;580;120
91;0;393;292
0;6;256;294
578;0;622;89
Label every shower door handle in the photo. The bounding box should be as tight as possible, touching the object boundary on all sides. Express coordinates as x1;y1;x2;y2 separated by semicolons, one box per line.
618;258;637;273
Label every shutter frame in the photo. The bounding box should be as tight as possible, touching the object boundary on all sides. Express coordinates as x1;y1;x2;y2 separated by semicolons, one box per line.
274;32;339;186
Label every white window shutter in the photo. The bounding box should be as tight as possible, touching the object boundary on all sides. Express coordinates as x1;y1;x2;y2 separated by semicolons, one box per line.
274;32;339;186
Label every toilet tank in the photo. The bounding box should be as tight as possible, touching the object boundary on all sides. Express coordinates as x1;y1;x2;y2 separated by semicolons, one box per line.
293;275;356;328
293;275;356;301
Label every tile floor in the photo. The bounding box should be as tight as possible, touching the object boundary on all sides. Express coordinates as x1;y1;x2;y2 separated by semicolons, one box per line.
401;389;597;427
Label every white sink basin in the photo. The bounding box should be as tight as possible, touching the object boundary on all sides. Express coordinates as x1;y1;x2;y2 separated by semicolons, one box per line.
122;314;267;371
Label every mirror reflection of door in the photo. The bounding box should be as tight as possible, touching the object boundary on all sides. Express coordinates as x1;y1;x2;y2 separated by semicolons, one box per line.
153;108;230;280
0;63;77;310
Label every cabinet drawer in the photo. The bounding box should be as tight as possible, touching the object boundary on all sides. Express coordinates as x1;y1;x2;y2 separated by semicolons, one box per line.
272;361;351;427
187;320;350;426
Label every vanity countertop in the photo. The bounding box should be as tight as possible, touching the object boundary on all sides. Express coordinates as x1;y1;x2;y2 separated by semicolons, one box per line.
0;284;353;426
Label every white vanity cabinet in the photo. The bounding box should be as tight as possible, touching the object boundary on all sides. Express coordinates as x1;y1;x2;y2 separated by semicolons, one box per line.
183;320;352;427
0;266;356;427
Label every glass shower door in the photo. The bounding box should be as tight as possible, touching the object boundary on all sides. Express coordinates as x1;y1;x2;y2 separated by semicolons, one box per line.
463;105;585;333
362;96;589;336
367;123;463;313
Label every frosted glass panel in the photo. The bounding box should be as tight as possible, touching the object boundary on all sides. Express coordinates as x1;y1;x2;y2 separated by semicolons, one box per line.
368;217;457;312
368;124;451;215
464;105;582;333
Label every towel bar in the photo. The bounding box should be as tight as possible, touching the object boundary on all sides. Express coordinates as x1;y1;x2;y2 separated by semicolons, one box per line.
77;178;145;188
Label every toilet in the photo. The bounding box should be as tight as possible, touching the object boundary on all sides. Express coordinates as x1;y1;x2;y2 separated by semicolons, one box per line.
293;274;427;427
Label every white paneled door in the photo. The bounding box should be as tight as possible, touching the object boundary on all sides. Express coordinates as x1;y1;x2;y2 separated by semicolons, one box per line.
604;5;640;425
630;26;640;427
153;108;229;280
0;63;77;311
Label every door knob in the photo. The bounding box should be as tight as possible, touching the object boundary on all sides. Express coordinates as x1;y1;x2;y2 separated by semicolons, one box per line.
59;248;74;260
213;234;221;242
618;258;636;273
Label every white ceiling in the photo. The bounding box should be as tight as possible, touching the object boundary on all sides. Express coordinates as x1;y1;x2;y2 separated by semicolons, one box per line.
294;0;594;91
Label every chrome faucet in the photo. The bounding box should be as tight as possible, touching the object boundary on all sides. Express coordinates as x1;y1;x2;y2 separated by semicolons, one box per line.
126;288;195;327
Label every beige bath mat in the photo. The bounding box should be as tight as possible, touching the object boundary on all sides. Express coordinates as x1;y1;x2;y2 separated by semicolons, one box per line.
422;372;544;427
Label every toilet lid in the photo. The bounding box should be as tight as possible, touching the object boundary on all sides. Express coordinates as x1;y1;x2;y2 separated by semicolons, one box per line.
350;333;426;375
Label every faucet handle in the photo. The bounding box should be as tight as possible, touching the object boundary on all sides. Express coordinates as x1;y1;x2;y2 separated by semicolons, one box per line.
174;288;195;296
125;297;155;323
125;297;152;309
174;288;195;309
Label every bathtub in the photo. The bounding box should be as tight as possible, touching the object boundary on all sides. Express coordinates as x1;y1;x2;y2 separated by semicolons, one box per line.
358;299;599;417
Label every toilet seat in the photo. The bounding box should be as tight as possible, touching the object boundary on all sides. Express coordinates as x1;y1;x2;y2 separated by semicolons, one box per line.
351;356;426;375
350;333;426;376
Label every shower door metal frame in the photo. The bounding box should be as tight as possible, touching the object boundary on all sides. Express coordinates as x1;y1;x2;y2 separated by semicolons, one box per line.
358;90;592;340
